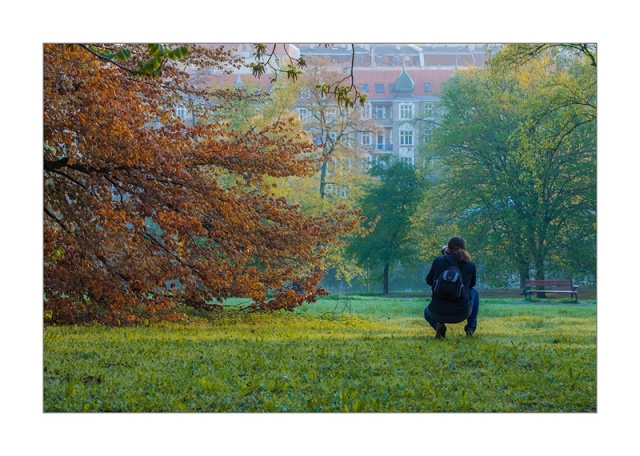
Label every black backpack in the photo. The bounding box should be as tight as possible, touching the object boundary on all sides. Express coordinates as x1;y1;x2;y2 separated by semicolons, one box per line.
432;256;465;300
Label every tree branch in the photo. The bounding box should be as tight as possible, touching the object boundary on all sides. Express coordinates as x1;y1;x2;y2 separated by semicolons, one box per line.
77;44;138;74
44;206;71;233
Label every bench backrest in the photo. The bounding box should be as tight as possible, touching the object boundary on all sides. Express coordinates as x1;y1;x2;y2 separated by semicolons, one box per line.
525;280;572;287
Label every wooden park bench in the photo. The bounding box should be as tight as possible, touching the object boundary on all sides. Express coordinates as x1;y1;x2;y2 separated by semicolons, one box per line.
523;280;579;302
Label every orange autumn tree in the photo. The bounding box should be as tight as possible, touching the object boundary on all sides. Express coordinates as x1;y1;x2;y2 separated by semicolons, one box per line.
44;44;361;324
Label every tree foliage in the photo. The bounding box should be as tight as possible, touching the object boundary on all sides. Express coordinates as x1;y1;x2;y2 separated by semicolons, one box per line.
489;43;597;70
249;44;367;108
43;44;362;324
293;58;377;201
422;50;596;286
207;72;370;285
346;159;425;293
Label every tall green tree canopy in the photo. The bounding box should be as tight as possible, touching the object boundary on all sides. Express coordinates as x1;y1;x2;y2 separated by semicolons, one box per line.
422;50;596;286
346;159;425;293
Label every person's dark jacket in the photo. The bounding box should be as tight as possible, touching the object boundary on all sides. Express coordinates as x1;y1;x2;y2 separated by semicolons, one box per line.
426;254;476;322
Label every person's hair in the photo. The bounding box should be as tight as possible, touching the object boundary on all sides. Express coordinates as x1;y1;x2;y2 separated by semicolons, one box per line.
447;236;471;263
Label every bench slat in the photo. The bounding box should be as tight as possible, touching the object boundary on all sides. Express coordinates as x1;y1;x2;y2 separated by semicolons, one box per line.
526;290;574;293
523;280;579;302
525;280;573;286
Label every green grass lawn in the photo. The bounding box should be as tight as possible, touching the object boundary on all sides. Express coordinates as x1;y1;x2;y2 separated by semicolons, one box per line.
43;295;596;412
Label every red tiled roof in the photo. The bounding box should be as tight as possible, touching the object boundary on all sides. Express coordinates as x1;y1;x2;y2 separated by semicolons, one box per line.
191;72;274;92
193;67;468;98
353;68;458;98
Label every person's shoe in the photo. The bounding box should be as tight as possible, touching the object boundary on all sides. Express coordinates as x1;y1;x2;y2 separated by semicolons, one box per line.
465;328;475;337
435;323;447;339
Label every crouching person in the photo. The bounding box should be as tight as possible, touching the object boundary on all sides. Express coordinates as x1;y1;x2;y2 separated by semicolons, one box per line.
424;236;479;338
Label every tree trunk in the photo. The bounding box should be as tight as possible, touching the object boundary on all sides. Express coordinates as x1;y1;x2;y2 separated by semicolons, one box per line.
518;261;529;293
319;155;328;199
534;258;546;298
383;262;389;294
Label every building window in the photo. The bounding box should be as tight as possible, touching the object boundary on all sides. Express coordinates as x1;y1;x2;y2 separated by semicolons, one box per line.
362;102;372;120
376;132;386;150
297;107;309;122
375;83;385;93
423;125;434;141
389;83;395;93
361;83;369;93
424;83;431;92
400;123;414;146
423;103;434;118
326;108;337;121
374;105;386;119
400;130;413;146
399;103;414;120
176;104;186;118
301;88;311;99
362;132;372;146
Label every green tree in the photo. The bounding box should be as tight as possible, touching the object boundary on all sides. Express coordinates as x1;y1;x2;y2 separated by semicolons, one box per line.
422;51;596;287
490;43;597;69
346;159;425;294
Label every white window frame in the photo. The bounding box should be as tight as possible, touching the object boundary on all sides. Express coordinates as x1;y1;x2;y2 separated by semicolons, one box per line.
297;107;309;122
362;102;372;120
423;125;434;141
400;156;414;165
424;102;434;118
399;123;414;146
399;102;414;120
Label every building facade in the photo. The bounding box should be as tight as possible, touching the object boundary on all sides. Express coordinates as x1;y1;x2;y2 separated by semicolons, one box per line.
291;44;496;166
352;67;450;165
185;44;496;165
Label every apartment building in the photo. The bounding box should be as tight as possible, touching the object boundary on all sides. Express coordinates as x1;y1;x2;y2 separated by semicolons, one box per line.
351;67;453;165
182;44;496;165
294;44;498;165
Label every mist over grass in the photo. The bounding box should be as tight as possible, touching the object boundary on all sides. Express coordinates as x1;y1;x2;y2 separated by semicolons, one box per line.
44;296;596;412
